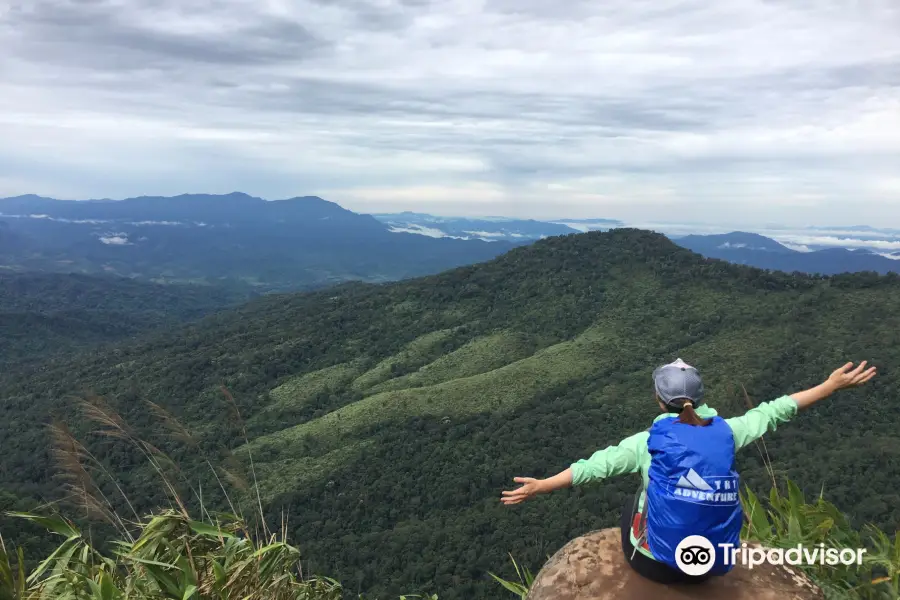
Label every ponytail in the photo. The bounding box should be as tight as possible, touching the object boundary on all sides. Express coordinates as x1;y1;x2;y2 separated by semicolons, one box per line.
677;402;713;426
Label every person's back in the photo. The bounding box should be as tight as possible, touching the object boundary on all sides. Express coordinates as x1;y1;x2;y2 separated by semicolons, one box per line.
645;414;741;574
501;358;877;584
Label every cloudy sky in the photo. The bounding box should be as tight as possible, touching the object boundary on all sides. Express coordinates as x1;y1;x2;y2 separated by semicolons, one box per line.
2;0;899;225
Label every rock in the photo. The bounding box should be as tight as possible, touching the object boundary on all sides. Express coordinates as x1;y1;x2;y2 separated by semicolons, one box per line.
526;529;823;600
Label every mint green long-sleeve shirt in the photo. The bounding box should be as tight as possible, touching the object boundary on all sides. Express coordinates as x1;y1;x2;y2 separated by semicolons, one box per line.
570;395;798;559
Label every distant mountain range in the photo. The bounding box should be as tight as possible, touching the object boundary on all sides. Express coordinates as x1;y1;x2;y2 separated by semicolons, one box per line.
374;212;900;275
0;193;514;291
673;231;900;275
373;212;622;242
3;194;898;286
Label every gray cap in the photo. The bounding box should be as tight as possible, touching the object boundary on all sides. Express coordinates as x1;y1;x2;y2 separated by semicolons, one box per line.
653;358;704;407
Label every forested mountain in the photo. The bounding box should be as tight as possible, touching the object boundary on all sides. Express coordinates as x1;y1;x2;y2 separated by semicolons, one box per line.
0;272;246;364
0;193;512;291
674;232;900;274
1;229;899;599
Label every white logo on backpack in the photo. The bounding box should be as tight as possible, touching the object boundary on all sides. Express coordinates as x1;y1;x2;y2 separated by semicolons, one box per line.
671;469;739;505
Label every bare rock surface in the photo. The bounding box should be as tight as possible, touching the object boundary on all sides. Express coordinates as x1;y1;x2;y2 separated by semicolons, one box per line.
526;528;824;600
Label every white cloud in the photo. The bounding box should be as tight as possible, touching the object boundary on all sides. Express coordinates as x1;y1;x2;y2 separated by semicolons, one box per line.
0;213;110;224
127;220;183;226
387;224;463;239
553;220;620;232
780;242;813;253
463;230;506;238
98;233;131;245
1;0;900;225
771;235;900;251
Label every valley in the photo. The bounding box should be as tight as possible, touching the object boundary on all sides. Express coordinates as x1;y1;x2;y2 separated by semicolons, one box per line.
0;272;247;364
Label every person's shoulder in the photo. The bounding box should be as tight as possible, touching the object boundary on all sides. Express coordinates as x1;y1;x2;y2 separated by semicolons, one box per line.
619;429;650;446
698;404;718;417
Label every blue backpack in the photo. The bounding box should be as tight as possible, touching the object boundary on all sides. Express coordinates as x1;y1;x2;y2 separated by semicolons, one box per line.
645;416;743;575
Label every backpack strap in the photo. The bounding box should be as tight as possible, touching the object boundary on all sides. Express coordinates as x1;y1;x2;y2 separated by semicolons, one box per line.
627;425;654;557
629;483;651;558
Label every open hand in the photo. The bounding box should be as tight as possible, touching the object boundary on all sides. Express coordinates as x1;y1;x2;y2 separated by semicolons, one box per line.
501;477;545;505
827;361;877;391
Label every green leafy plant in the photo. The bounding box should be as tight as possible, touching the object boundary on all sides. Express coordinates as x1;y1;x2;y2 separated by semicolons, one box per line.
488;554;535;599
860;528;900;599
742;480;900;599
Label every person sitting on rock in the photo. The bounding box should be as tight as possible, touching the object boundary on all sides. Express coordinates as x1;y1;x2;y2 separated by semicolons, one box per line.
501;358;877;584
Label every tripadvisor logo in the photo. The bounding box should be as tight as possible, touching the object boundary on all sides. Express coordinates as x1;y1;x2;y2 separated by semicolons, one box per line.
675;535;716;576
674;535;867;575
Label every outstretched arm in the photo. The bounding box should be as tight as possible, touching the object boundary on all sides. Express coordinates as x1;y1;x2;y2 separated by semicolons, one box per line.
501;469;573;505
727;361;877;450
501;431;647;505
791;361;876;410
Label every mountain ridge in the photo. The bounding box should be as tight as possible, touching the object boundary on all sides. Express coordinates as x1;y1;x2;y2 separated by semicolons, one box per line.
0;193;514;292
6;194;899;277
0;192;373;226
676;231;900;274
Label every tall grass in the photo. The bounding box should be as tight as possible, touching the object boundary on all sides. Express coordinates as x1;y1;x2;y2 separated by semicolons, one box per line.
0;510;344;599
0;388;433;599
